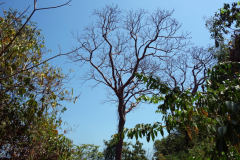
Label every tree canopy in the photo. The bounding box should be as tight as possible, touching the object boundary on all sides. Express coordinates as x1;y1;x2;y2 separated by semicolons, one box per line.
0;6;79;160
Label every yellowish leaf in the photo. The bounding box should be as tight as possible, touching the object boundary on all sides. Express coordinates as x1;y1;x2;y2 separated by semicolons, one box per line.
186;126;192;140
201;107;208;117
194;126;199;134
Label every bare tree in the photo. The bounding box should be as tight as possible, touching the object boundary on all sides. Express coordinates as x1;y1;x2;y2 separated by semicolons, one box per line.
164;46;215;95
68;5;190;160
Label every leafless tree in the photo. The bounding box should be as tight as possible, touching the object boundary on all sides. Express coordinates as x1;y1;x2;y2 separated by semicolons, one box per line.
68;5;190;160
164;46;215;95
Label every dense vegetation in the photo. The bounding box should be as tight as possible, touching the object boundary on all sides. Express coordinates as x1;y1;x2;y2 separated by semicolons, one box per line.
0;8;80;159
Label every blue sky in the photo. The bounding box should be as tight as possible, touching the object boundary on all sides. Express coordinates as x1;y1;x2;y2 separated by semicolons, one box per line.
2;0;237;154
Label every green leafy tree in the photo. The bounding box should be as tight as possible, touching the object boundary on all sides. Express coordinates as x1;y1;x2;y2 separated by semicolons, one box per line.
207;2;240;48
130;141;148;160
103;138;147;160
153;128;190;159
153;127;213;160
0;7;78;159
71;144;104;160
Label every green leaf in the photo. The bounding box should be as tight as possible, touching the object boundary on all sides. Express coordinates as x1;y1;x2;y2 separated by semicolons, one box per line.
207;124;212;133
218;127;223;136
216;116;224;126
160;127;164;137
139;131;142;138
147;133;150;142
37;110;42;117
151;132;155;141
225;101;240;114
24;77;31;85
143;76;147;83
11;63;17;70
135;132;138;140
61;107;67;113
19;87;26;95
212;125;217;132
218;125;228;137
154;130;157;137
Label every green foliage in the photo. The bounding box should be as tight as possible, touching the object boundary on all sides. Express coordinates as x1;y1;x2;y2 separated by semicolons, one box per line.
126;62;240;158
206;2;240;64
0;9;78;159
103;138;148;160
70;144;104;160
153;127;215;160
206;2;240;48
153;129;189;159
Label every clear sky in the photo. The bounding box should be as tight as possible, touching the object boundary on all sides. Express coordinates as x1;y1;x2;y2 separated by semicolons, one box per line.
2;0;237;155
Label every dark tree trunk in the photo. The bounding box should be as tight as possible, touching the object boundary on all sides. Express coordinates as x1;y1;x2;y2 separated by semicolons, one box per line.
115;98;126;160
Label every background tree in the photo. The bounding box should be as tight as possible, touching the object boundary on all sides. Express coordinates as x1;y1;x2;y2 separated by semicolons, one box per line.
130;141;148;160
153;127;213;160
68;4;190;159
103;138;147;160
153;128;190;159
70;144;104;160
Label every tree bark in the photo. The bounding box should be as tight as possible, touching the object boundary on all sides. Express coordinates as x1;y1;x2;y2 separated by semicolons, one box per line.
116;97;126;160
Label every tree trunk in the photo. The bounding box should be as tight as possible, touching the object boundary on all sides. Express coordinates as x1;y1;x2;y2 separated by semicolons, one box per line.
115;98;126;160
